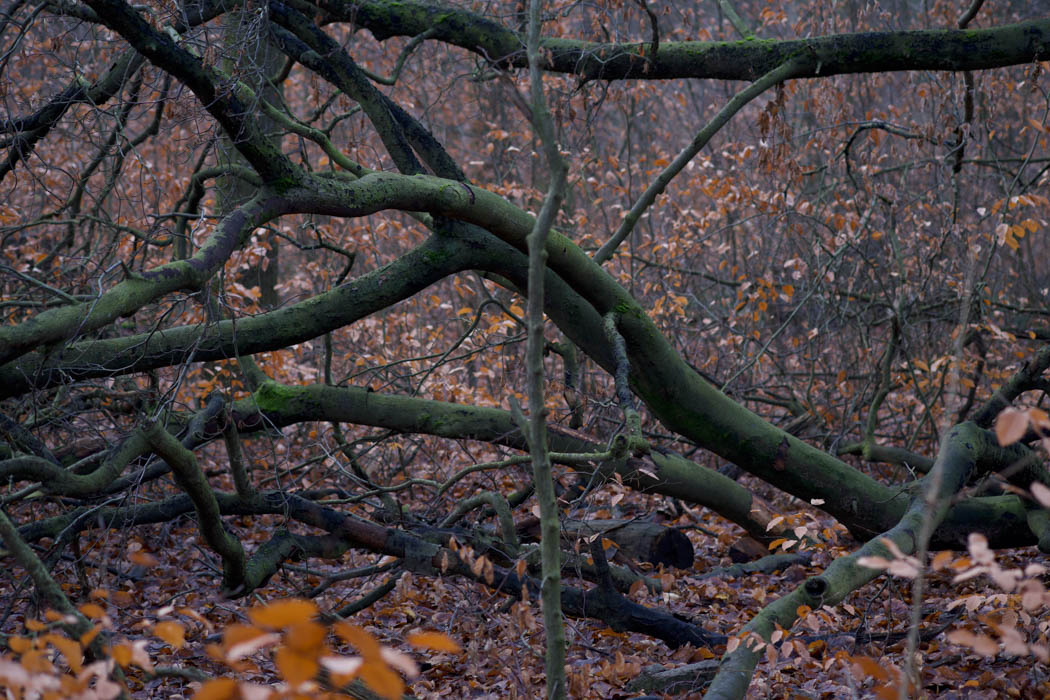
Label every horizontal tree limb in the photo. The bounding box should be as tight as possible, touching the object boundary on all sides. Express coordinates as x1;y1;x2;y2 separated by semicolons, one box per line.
323;0;1050;81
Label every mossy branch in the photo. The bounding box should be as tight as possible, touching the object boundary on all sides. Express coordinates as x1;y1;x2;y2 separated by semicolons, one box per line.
143;421;247;595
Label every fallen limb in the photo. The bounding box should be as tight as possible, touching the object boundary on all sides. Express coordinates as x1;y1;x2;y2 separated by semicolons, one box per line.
703;422;1015;699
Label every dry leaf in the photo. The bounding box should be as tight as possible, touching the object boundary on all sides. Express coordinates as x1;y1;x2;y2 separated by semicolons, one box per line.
248;599;318;629
995;407;1028;445
406;631;462;653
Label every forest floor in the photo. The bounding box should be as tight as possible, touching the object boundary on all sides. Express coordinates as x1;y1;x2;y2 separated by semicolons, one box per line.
1;472;1047;699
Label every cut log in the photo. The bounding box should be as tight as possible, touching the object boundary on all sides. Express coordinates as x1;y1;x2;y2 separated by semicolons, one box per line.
517;517;694;569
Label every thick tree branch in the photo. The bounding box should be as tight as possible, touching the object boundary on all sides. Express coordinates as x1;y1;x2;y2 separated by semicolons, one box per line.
704;422;1006;699
80;0;301;184
0;194;287;366
319;0;1050;81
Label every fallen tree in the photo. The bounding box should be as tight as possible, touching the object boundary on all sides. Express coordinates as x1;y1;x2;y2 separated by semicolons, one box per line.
2;0;1049;697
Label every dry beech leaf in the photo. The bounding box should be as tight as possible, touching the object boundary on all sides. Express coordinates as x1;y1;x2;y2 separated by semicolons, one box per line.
236;683;273;700
78;659;122;700
334;623;382;660
858;555;891;571
358;661;405;700
931;550;954;571
995;407;1028;446
129;639;154;673
1031;481;1050;508
248;599;318;629
967;533;995;565
407;630;462;654
192;678;238;700
380;647;420;678
887;559;920;578
321;655;363;675
947;629;999;657
274;646;319;687
127;550;159;568
153;620;186;649
226;632;280;663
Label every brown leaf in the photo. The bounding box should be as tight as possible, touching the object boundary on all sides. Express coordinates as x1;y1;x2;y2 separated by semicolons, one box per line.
995;407;1028;445
153;621;186;649
247;599;318;629
406;631;462;654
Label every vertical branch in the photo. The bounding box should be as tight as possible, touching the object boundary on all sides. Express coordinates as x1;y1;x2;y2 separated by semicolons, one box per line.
144;422;247;595
222;419;254;497
900;5;988;692
603;312;644;443
525;0;569;697
900;7;987;694
864;314;901;447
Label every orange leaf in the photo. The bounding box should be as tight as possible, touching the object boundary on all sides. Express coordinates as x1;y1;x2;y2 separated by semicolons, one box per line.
248;599;318;629
406;631;462;653
7;636;32;653
192;678;238;700
995;407;1028;446
110;643;133;668
223;624;266;649
851;655;889;682
80;626;100;648
42;634;82;674
358;660;405;700
274;646;319;686
334;623;381;660
19;649;53;673
153;621;186;649
128;550;160;568
931;551;953;571
285;621;326;654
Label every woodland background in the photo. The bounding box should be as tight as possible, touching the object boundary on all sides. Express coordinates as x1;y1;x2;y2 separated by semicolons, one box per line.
1;0;1050;697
